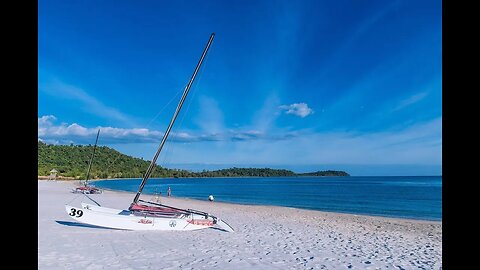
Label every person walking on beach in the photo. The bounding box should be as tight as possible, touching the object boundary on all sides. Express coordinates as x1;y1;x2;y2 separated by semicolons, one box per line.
167;186;171;197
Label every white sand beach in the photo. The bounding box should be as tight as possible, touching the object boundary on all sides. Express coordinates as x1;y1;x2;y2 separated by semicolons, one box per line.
38;180;442;269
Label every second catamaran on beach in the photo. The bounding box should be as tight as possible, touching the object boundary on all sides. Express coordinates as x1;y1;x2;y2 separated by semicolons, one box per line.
73;129;102;194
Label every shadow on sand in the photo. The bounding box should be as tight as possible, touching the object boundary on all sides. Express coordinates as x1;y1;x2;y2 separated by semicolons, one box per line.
55;220;123;230
56;221;231;232
209;226;231;233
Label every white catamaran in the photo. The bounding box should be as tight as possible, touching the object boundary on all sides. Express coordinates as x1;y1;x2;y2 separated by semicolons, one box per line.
65;33;234;232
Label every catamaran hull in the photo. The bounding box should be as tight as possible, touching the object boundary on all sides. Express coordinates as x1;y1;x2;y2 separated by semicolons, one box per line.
65;204;215;231
79;203;235;232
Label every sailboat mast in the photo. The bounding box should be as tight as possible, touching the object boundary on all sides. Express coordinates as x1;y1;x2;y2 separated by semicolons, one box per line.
85;129;101;186
133;33;215;204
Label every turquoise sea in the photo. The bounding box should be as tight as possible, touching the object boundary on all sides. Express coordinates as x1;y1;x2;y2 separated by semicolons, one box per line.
94;176;442;221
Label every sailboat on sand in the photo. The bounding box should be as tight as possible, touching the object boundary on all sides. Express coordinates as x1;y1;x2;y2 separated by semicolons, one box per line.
65;33;234;232
73;129;102;194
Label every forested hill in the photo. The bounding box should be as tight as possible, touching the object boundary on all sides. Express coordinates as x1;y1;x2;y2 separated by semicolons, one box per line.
298;170;350;177
38;142;349;179
38;141;183;179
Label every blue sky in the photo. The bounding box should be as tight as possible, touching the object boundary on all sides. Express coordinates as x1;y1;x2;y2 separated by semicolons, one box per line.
38;0;442;176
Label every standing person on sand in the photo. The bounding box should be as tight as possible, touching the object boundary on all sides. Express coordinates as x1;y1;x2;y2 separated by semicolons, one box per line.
167;186;171;197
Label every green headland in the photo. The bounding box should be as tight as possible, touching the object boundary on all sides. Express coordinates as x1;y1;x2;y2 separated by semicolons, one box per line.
38;141;349;179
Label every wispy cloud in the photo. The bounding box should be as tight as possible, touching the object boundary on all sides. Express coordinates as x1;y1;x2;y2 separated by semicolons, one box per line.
253;93;282;132
392;91;429;112
38;115;441;167
279;103;314;118
39;79;136;126
316;0;401;80
155;117;442;167
37;115;298;144
194;96;224;133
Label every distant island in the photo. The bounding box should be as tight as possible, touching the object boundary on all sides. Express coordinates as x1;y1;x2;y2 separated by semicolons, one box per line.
38;141;349;179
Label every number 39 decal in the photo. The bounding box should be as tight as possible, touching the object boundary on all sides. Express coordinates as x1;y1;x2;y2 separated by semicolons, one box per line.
69;208;83;218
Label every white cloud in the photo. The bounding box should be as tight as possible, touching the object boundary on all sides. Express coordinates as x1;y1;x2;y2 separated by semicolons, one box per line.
38;115;56;126
37;115;292;144
279;103;314;118
167;117;442;166
38;115;57;137
38;116;158;144
38;115;442;169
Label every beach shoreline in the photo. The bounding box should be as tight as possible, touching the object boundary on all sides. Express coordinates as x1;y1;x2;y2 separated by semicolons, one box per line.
53;178;441;223
90;177;441;222
99;187;441;224
38;180;442;269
